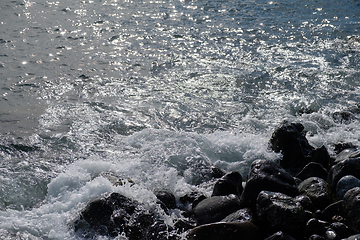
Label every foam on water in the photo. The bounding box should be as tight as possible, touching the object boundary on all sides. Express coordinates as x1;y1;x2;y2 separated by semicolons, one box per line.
0;128;283;239
2;119;360;238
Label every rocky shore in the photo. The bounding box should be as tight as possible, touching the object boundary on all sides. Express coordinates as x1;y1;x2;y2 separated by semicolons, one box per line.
73;121;360;240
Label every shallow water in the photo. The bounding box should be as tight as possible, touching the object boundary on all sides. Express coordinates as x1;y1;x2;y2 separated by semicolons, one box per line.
0;0;360;238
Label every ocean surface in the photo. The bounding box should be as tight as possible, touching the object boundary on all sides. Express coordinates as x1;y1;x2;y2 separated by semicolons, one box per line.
0;0;359;238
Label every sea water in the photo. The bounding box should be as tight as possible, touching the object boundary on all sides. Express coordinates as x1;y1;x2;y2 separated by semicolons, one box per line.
0;0;359;238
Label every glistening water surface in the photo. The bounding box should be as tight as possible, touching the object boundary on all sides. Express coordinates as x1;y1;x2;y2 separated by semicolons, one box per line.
0;0;359;239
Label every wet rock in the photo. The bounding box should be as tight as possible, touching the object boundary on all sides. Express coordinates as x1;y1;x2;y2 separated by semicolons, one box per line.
308;234;326;240
179;192;206;210
304;210;317;222
212;171;243;198
76;194;115;232
342;234;360;240
256;191;306;236
328;158;360;189
186;221;262;240
336;175;360;200
295;195;316;213
320;201;344;222
296;162;328;181
264;231;296;240
342;187;360;233
333;142;357;155
334;148;360;163
240;159;299;208
269;121;313;168
269;121;331;170
304;218;329;239
211;166;226;178
221;208;254;223
74;192;162;239
155;190;177;211
329;222;353;239
311;146;331;170
324;229;337;240
193;195;241;225
298;177;334;210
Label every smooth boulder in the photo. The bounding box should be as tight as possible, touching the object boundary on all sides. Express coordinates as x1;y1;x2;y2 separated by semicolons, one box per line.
298;177;334;210
342;234;360;240
186;221;262;240
212;171;243;198
327;158;360;190
155;190;177;212
193;195;241;225
320;201;344;222
256;191;306;236
304;218;329;239
221;208;254;223
336;175;360;200
342;187;360;233
296;162;328;181
240;159;299;208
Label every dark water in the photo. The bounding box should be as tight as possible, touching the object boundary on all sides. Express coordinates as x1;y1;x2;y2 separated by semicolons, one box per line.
0;0;360;238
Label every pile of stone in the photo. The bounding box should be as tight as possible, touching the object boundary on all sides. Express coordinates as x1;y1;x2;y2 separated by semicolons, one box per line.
73;121;360;240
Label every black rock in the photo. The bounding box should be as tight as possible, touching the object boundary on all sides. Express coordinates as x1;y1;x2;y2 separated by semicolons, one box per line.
270;122;314;168
296;162;328;181
324;228;338;240
240;159;299;208
264;231;297;240
269;121;330;170
221;208;254;223
329;222;353;239
304;210;317;222
342;234;360;240
212;171;243;198
298;177;334;210
304;218;329;239
334;149;360;163
256;191;306;237
81;195;114;226
320;201;344;222
186;221;262;240
179;192;206;209
74;192;166;239
295;195;316;213
211;166;226;178
269;121;313;168
333;142;357;155
328;158;360;190
155;190;177;211
336;175;360;200
311;146;331;170
193;195;241;225
342;187;360;233
308;234;326;240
